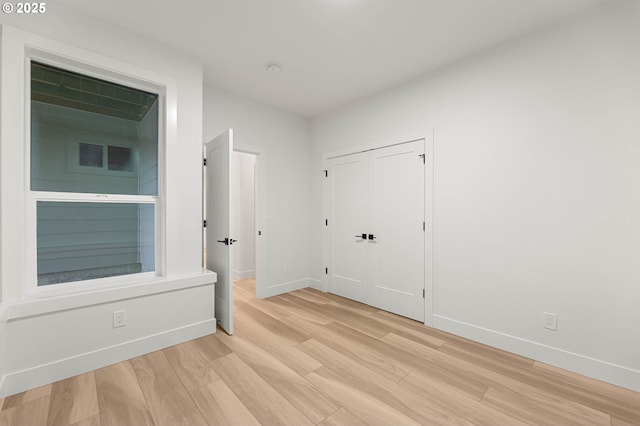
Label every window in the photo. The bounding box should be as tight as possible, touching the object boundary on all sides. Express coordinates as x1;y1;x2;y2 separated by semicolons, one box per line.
79;143;103;168
75;142;134;172
108;145;133;172
30;61;160;286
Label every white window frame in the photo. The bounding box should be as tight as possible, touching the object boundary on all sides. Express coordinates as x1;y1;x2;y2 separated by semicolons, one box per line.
24;49;167;297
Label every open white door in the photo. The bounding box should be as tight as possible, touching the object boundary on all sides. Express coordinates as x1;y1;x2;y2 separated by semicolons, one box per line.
205;129;234;335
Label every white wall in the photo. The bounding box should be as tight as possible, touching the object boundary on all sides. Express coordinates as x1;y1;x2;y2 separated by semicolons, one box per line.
232;152;256;280
0;3;214;397
204;85;311;297
310;0;640;391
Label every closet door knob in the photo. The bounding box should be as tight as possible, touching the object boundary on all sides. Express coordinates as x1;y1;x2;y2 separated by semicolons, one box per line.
355;234;366;239
368;234;376;240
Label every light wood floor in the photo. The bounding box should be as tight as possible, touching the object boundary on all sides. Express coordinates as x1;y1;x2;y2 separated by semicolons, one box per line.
1;280;638;426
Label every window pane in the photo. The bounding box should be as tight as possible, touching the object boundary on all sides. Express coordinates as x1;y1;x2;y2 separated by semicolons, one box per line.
36;201;155;286
108;145;133;171
31;61;158;195
79;143;103;168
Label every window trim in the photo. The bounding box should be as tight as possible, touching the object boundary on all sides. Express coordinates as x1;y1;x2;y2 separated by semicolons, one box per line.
24;49;167;296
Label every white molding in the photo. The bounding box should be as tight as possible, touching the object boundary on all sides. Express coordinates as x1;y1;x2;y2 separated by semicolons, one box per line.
308;278;323;291
323;132;431;160
1;25;178;301
259;277;311;299
423;130;434;327
0;318;216;397
433;314;640;392
233;269;256;281
2;271;216;321
321;157;329;294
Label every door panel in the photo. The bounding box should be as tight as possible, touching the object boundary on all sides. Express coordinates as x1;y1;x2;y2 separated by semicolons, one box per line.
369;141;425;321
205;129;234;334
326;140;425;321
327;152;368;304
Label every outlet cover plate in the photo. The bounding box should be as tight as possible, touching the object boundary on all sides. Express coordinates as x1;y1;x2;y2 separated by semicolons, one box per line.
543;312;558;331
113;310;127;328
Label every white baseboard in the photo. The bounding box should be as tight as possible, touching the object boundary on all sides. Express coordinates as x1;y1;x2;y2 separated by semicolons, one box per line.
258;277;311;299
0;319;216;397
233;269;256;281
433;314;640;392
308;278;323;291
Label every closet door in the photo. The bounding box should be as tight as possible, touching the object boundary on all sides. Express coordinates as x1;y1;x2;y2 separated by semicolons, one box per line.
327;152;369;304
368;140;425;321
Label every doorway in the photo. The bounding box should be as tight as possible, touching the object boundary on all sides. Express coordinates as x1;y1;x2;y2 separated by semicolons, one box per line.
231;151;257;298
324;138;432;323
232;144;266;301
203;131;267;334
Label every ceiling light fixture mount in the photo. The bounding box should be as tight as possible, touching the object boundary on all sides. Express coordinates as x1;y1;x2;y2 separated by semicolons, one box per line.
266;63;282;73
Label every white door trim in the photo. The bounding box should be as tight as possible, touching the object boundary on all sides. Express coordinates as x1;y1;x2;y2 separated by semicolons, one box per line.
424;135;434;327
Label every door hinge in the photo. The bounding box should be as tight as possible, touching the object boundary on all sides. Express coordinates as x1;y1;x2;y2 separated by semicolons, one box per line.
419;153;425;163
325;267;328;275
203;158;207;166
324;169;328;177
325;219;328;226
423;221;425;231
203;220;207;228
423;288;425;298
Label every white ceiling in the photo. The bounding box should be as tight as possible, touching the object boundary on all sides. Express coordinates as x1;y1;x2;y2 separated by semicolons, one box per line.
55;0;608;117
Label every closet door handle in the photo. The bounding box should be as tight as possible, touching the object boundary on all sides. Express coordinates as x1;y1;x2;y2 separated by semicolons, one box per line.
355;234;366;239
368;234;376;240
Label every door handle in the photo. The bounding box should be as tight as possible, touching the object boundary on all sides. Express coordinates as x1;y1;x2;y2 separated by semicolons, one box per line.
368;234;376;240
216;238;237;246
354;233;366;239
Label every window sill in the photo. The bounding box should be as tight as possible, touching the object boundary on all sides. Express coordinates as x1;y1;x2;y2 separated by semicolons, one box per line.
1;269;216;322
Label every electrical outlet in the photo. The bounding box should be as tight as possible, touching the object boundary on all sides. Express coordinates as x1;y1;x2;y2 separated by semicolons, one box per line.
543;312;557;331
113;310;127;328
